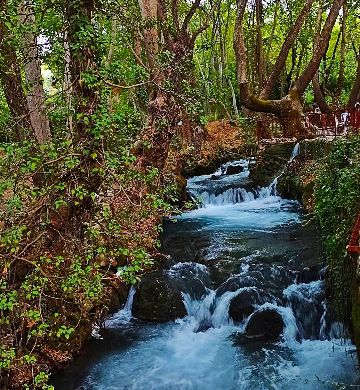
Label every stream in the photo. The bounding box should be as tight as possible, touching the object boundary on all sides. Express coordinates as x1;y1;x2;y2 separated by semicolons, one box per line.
54;145;359;389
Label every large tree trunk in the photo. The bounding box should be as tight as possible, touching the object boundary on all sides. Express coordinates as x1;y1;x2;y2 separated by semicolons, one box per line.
292;0;344;96
349;53;360;107
313;73;331;113
138;0;159;72
235;0;343;138
66;0;98;138
0;0;31;141
19;0;51;144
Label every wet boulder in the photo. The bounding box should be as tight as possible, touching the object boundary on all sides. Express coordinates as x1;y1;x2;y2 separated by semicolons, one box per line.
216;276;259;296
296;266;320;284
225;164;244;176
132;273;186;322
229;289;281;323
132;272;206;322
229;289;262;322
210;174;221;181
244;309;284;341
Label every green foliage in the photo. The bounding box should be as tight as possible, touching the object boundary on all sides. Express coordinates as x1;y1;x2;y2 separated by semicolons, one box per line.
314;136;360;317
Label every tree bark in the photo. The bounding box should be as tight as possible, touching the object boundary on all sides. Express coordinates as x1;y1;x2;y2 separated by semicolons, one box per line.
313;73;331;113
293;0;344;96
349;53;360;107
260;0;315;99
234;0;343;138
138;0;159;72
0;0;31;141
19;0;51;144
337;0;347;98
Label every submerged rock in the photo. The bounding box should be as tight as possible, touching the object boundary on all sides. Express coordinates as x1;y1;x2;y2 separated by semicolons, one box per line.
225;164;245;175
295;266;320;284
244;309;284;341
132;272;207;322
229;289;280;323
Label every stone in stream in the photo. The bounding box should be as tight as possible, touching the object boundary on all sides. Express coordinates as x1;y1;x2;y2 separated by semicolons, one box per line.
225;164;245;175
132;272;206;322
229;289;262;322
229;289;281;323
243;309;284;342
295;266;321;284
210;174;221;180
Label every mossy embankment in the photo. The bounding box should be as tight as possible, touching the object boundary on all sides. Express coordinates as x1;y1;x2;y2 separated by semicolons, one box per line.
273;136;360;357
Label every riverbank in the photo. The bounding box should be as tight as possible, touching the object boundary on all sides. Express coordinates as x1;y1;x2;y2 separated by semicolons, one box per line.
275;135;360;358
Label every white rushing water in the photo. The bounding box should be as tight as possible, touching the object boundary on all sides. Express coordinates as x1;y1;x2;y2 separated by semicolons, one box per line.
187;143;300;208
56;143;359;390
104;286;136;327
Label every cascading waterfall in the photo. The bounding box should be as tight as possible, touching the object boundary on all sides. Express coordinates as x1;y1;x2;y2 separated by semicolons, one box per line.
189;143;301;207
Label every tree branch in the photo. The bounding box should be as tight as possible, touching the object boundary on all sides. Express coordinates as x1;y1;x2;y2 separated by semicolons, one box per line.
293;0;344;96
181;0;201;33
260;0;316;99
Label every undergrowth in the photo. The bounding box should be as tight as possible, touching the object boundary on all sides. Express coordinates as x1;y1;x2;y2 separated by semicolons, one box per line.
314;135;360;319
0;132;178;388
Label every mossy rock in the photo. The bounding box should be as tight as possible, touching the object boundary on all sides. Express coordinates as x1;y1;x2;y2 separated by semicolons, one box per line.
250;143;296;187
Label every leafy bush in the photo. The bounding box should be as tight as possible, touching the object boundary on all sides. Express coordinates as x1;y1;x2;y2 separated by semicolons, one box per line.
314;135;360;318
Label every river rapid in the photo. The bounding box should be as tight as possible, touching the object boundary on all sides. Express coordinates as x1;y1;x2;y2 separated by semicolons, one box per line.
53;144;359;390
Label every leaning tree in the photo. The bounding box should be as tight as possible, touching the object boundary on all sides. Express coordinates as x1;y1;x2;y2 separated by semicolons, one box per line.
234;0;345;137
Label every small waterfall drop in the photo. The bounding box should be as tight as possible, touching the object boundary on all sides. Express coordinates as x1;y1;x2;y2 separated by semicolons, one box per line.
105;286;136;327
189;143;301;206
267;142;301;196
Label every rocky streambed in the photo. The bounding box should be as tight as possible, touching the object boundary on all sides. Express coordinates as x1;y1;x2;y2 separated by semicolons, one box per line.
53;144;359;389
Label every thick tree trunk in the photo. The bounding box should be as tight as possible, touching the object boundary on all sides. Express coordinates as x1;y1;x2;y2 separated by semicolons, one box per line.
19;0;51;144
234;0;343;138
293;0;344;96
138;0;159;72
349;53;360;107
0;2;31;141
67;0;98;137
313;73;331;113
